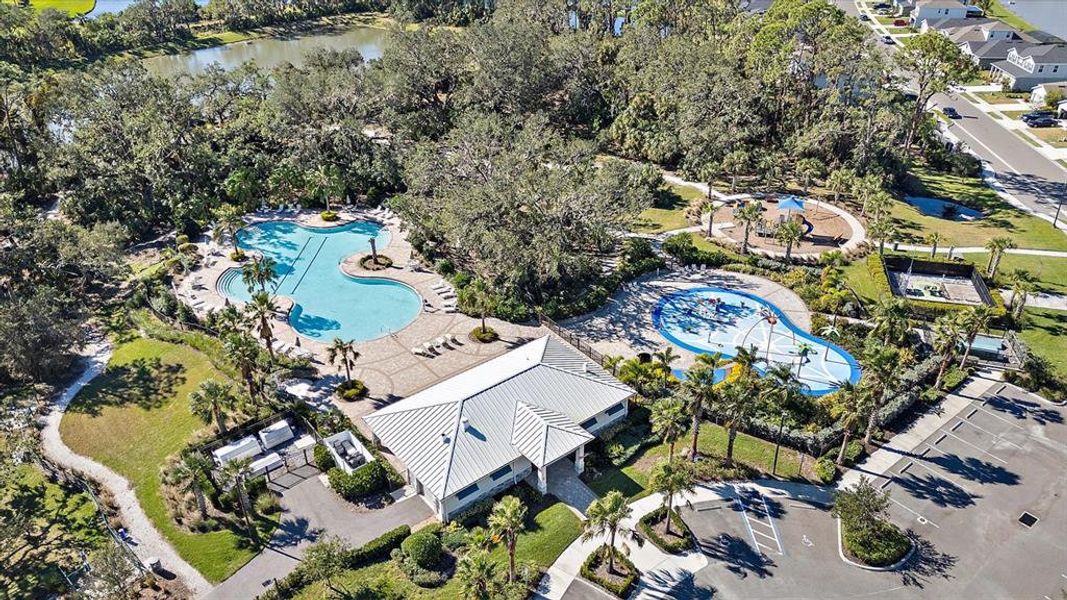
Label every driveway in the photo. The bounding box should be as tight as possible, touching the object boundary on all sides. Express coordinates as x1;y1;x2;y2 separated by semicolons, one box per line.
680;380;1067;599
206;466;433;599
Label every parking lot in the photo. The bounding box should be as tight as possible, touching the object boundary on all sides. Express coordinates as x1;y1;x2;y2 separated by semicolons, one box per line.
679;382;1067;599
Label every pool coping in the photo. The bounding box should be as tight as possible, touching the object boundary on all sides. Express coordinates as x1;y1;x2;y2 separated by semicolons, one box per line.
651;286;861;396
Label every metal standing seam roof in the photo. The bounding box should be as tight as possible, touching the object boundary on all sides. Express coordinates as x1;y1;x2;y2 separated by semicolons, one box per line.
364;336;634;499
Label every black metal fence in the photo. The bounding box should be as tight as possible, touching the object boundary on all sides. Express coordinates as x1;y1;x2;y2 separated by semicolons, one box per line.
539;314;615;373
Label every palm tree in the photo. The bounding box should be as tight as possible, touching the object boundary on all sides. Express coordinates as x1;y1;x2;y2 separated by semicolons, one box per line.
851;174;882;218
984;236;1016;278
189;379;237;434
167;454;211;520
648;460;696;536
246;292;276;361
312;164;344;212
681;353;725;461
326;338;360;381
795;158;825;194
931;313;964;390
732;345;762;379
762;363;801;469
464;279;497;335
722;149;750;194
775;219;804;263
241;256;278;294
225;334;261;399
958;305;994;368
868;212;896;256
719;380;757;465
219;457;257;542
818;323;842;360
736;201;763;255
653;346;680;386
214;305;249;335
860;345;904;446
582;491;637;574
870;296;908;345
488;495;527;583
224;167;258;210
651;397;689;462
602;354;623;375
1007;269;1035;320
826;168;854;206
925;232;944;258
212;204;246;255
456;551;499;600
831;380;869;465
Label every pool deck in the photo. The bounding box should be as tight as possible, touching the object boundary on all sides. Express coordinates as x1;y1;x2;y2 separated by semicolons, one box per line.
177;207;546;431
560;268;811;371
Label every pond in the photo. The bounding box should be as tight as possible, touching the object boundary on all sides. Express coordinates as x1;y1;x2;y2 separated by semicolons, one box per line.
143;25;388;78
905;196;984;222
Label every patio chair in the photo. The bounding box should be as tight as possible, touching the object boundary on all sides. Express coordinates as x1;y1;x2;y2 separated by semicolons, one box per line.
439;291;457;300
412;347;424;356
443;306;457;313
434;336;448;348
431;282;452;292
447;334;460;346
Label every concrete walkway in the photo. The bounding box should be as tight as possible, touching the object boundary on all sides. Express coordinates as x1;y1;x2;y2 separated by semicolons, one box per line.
838;372;1002;491
546;461;599;517
1001;289;1067;311
895;244;1067;259
40;339;213;597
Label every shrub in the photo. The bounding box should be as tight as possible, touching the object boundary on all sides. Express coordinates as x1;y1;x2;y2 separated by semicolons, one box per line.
313;444;336;472
638;507;693;554
320;210;339;221
230;249;246;261
469;326;498;343
175;234;190;246
401;531;443;570
815;457;837;483
823;440;864;467
335;379;368;400
255;492;281;515
843;520;911;567
580;545;639;598
360;254;393;270
940;366;969;391
328;461;386;501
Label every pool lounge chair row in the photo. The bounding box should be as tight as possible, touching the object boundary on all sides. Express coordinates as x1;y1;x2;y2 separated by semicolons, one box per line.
370;206;397;221
680;263;711;278
430;281;458;313
273;340;313;360
412;334;462;357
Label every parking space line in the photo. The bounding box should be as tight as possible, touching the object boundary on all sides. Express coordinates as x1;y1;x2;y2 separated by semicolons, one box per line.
953;417;1023;450
940;429;1008;463
974;402;1028;430
909;448;977;495
888;495;940;528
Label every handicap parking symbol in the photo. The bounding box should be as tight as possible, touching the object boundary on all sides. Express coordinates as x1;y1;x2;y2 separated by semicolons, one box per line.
802;534;813;548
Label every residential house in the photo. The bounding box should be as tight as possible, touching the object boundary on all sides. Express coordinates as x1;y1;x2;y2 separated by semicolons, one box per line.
364;335;635;521
1030;81;1067;107
920;17;1039;67
991;45;1067;91
897;0;969;22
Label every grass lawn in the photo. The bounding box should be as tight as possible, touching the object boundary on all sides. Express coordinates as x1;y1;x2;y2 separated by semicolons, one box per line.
895;165;1067;251
1019;308;1067;375
1000;110;1031;120
15;0;95;14
983;0;1037;31
634;183;705;234
1;465;108;598
886;27;912;34
586;422;807;501
973;90;1029;105
294;500;582;599
59;337;268;583
842;258;882;303
1012;130;1043;147
1027;127;1067;149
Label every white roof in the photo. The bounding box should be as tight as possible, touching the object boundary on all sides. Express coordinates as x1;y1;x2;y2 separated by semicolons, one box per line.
365;336;633;499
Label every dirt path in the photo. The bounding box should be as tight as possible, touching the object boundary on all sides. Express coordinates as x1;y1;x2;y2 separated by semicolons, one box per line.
39;338;213;597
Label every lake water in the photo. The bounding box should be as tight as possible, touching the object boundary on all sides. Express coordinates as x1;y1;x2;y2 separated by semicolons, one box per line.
1002;0;1067;39
143;25;388;78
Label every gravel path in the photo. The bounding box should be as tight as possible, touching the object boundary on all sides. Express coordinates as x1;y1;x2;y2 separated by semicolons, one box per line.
39;338;213;597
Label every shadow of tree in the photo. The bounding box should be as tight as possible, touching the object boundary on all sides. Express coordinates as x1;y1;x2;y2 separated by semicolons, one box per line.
925;454;1020;486
984;394;1063;425
898;534;957;588
893;471;979;509
637;569;716;599
70;358;186;416
695;533;775;579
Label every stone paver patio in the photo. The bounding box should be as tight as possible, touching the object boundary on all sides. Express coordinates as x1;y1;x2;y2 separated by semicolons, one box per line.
560;269;811;371
177;208;546;431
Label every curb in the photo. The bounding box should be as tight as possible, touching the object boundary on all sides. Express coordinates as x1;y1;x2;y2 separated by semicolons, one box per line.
835;518;916;572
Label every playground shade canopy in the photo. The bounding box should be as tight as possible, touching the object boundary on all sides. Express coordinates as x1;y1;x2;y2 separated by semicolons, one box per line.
778;196;805;213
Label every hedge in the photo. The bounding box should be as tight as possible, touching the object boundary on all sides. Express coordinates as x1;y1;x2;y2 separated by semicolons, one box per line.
258;525;411;599
843;521;911;567
328;461;388;501
313;444;336;472
638;507;693;554
401;531;443;569
580;545;639;598
866;254;1007;321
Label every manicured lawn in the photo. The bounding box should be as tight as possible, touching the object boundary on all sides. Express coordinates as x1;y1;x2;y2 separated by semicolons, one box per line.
973;90;1029;105
1;465;107;598
19;0;95;14
59;337;266;583
1000;110;1030;120
635;183;705;234
983;0;1037;31
586;421;807;501
1019;308;1067;375
1013;130;1043;147
294;501;582;599
894;166;1067;251
842;257;882;303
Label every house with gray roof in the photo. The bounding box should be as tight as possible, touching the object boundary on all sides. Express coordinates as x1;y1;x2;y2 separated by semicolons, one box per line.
364;335;635;521
991;45;1067;90
918;17;1038;67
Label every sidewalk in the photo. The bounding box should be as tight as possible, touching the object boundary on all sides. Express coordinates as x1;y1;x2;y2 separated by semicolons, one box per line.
838;373;1001;490
39;340;213;597
894;244;1067;258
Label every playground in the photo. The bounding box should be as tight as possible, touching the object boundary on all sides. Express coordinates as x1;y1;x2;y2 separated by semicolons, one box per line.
711;195;858;257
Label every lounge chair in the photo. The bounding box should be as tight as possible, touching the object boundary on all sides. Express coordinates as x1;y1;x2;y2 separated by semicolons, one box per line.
435;336;447;348
422;342;435;354
439;292;457;301
447;334;460;346
431;282;451;291
412;347;424;356
443;306;457;314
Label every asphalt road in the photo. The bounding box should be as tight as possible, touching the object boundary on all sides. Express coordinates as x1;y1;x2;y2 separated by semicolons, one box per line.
832;0;1067;228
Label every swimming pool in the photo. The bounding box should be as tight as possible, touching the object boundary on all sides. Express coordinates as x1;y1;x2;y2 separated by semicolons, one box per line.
653;287;860;396
217;220;422;342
